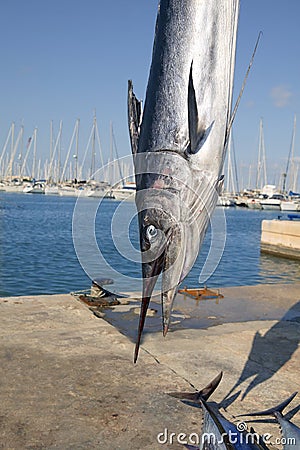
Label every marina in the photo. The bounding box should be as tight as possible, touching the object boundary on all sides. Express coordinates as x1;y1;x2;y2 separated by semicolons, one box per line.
0;111;299;211
1;192;300;298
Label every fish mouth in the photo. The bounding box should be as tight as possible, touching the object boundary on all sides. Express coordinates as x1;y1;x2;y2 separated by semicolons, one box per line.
134;226;184;363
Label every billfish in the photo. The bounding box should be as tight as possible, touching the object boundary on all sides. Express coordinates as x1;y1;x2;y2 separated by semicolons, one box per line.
169;372;267;449
239;392;300;450
128;0;240;362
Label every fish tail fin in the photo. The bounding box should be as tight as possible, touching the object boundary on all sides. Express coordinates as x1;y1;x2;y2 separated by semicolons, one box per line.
238;392;298;418
168;372;223;402
199;371;223;401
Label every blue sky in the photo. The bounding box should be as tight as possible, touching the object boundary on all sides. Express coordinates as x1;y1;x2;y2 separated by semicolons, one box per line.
0;1;299;190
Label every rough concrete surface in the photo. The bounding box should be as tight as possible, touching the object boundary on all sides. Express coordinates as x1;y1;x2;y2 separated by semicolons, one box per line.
0;284;300;449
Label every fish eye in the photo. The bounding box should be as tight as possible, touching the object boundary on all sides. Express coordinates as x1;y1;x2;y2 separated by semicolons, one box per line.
146;224;158;241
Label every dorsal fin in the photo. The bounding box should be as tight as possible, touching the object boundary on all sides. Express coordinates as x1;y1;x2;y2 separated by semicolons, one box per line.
186;62;214;156
127;80;142;155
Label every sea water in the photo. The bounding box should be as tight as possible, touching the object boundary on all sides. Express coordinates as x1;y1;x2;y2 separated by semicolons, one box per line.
0;192;299;297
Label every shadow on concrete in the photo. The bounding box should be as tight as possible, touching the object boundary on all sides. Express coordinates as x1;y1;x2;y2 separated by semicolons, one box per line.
223;301;300;401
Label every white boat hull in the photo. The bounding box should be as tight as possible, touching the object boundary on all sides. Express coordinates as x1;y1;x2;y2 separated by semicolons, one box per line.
280;201;300;212
260;200;281;210
45;186;59;195
217;196;235;207
58;187;87;197
23;183;45;194
85;188;106;198
112;189;136;201
111;183;136;201
4;185;24;193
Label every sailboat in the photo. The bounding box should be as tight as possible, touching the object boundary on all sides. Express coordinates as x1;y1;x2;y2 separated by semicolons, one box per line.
57;119;84;197
108;122;135;201
246;119;269;209
280;115;300;211
217;131;236;207
1;123;26;192
58;113;110;197
85;180;112;198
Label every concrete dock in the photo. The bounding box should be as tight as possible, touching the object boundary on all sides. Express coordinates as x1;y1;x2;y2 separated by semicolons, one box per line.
261;219;300;259
1;283;300;449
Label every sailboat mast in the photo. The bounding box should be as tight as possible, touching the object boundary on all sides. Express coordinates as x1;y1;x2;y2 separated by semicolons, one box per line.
95;118;104;168
37;159;41;180
18;122;24;179
226;132;231;192
6;125;23;180
90;113;96;179
256;118;267;189
48;121;62;183
48;120;53;182
61;119;79;181
9;122;15;181
248;164;252;190
57;120;62;183
282;114;296;193
0;123;13;179
75;118;79;181
32;128;37;179
111;122;124;186
291;115;297;192
50;120;53;162
20;132;34;178
109;121;113;185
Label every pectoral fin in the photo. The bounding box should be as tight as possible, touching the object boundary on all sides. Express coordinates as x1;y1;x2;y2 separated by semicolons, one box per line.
186;62;214;156
216;175;224;195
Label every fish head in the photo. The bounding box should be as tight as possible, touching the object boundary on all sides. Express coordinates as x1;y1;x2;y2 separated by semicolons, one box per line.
137;187;187;333
133;152;215;361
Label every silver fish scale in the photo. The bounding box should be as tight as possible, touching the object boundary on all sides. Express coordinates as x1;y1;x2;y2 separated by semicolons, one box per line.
139;0;239;173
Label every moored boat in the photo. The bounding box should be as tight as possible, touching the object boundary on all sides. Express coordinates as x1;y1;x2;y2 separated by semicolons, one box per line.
280;199;300;212
3;180;24;192
260;194;286;210
85;181;112;198
58;185;86;197
23;182;45;194
111;182;136;201
217;195;235;207
45;185;59;195
246;197;263;209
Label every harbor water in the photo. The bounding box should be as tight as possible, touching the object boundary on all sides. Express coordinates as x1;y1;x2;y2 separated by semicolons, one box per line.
0;192;299;297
